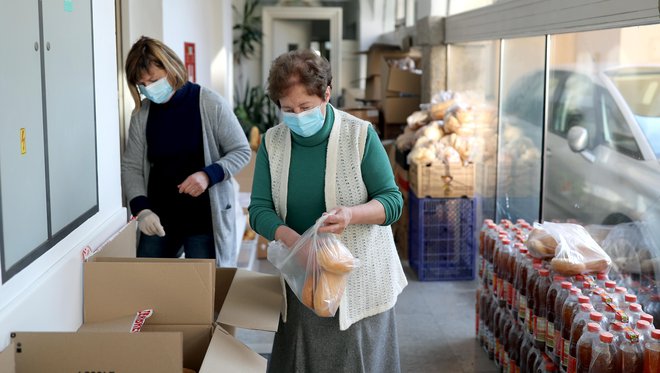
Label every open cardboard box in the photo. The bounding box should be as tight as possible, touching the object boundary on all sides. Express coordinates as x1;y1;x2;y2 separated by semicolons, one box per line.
6;222;283;373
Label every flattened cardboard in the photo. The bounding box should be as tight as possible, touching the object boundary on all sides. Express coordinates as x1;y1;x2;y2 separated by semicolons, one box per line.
84;258;215;325
217;269;283;332
12;332;182;373
92;220;137;259
0;342;15;373
79;314;213;372
199;327;266;373
144;324;213;372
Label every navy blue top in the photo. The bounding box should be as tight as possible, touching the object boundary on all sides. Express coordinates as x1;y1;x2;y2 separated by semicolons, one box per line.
129;82;225;236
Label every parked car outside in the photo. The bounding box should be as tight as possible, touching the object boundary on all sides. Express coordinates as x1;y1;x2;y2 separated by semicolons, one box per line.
502;65;660;226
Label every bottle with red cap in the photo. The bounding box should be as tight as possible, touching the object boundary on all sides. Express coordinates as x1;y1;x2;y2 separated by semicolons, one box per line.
623;293;638;311
628;303;644;327
614;287;627;307
588;331;616;373
615;328;643;373
479;219;495;276
534;269;553;350
545;275;568;358
507;315;523;373
527;263;543;335
640;313;655;331
575;322;601;373
515;250;532;323
498;238;513;308
526;344;542;373
493;299;506;367
561;288;583;371
595;273;608;290
568;305;596;373
635;320;653;344
520;327;535;372
610;321;627;347
643;329;660;373
551;281;573;365
573;275;586;292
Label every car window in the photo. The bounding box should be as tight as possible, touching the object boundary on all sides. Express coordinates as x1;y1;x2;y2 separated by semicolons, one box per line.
600;91;643;159
552;73;598;147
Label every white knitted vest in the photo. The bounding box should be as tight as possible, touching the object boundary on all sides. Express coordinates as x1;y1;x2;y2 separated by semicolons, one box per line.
265;107;408;330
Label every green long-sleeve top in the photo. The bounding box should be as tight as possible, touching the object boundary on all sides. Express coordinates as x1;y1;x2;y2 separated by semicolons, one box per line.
248;105;403;240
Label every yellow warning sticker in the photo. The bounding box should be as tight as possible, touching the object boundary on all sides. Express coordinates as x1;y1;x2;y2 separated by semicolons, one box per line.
20;128;26;155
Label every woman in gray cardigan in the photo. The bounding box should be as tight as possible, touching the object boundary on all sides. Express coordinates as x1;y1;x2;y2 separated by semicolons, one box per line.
121;36;250;267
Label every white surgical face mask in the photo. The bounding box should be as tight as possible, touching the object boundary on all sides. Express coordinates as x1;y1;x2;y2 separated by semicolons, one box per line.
282;105;325;137
138;77;174;104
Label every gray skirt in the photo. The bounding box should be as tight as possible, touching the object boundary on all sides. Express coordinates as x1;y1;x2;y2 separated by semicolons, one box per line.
268;285;401;373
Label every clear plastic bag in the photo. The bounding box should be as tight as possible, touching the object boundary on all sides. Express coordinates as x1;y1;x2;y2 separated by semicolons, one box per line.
538;222;612;276
267;214;359;317
525;223;558;259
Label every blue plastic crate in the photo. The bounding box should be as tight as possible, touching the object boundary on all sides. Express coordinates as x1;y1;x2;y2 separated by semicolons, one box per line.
408;191;476;281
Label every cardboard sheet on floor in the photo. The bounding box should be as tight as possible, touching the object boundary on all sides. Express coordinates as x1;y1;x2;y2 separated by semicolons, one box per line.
11;332;182;373
199;326;267;373
0;342;15;373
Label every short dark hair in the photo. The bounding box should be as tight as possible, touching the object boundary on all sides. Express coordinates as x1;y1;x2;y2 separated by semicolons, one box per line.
267;49;332;107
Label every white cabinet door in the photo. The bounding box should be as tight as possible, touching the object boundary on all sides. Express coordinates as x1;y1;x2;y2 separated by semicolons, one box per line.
41;0;97;234
0;0;49;270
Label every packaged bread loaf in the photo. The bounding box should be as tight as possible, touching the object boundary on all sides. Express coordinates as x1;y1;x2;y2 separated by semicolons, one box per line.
536;222;612;276
525;226;558;258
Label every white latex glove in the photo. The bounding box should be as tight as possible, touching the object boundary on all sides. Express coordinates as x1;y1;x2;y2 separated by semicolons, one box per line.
137;209;166;237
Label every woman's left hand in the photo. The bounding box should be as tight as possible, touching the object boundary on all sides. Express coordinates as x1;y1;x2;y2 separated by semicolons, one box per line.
178;171;209;197
317;206;352;235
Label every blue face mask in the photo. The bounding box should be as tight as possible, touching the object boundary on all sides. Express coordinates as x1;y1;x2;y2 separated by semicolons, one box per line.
138;77;174;104
282;105;325;137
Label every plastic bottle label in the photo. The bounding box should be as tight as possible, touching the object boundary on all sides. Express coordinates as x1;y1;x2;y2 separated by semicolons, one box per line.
567;355;577;373
554;330;562;360
493;274;499;293
509;360;518;373
535;317;547;342
502;352;509;372
562;338;570;367
519;296;527;321
502;281;509;303
547;321;555;348
507;283;515;306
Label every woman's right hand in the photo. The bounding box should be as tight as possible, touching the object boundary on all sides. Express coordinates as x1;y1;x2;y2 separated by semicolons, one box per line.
275;225;300;249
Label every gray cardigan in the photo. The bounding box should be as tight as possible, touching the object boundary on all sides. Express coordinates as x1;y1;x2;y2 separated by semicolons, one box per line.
121;86;251;267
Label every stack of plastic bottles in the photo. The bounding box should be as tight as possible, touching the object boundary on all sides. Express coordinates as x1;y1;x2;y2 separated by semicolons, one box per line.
475;219;660;373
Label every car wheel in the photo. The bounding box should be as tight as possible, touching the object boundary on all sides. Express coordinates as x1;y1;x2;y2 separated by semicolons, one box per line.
602;213;632;225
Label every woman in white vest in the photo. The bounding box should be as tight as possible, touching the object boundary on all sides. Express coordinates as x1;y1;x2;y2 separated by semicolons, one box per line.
248;49;408;372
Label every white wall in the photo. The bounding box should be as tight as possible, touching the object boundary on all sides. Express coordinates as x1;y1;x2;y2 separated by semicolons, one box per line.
272;20;312;58
0;0;126;351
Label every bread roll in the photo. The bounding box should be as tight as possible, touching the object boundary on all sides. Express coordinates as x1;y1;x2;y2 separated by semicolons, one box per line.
550;258;586;276
316;240;355;274
429;99;454;120
313;270;346;317
525;228;557;257
444;114;461;134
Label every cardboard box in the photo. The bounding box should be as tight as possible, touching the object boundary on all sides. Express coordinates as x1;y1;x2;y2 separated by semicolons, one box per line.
382;97;421;124
342;107;380;128
361;44;402;77
385;66;421;95
8;257;283;373
0;342;14;373
364;75;382;101
379;52;422;99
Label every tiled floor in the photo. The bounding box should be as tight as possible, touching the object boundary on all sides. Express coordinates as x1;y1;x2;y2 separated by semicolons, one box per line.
236;258;498;373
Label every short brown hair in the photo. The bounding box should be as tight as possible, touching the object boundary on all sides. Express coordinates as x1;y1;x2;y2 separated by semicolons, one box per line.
125;36;188;111
267;49;332;107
